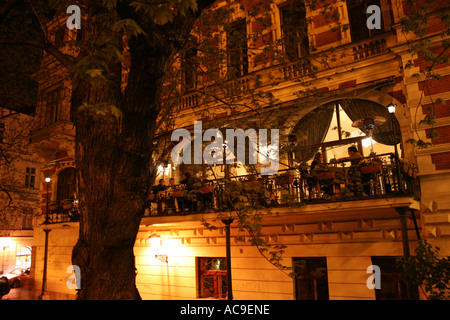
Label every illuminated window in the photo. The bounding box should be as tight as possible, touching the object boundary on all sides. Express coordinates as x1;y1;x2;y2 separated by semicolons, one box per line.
197;257;228;299
16;246;32;269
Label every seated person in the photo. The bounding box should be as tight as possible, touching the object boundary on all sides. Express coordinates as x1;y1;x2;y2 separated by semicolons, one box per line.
309;152;333;197
180;172;199;212
153;179;167;192
340;146;366;195
167;178;176;190
199;179;214;211
166;178;180;213
153;179;167;214
340;146;363;166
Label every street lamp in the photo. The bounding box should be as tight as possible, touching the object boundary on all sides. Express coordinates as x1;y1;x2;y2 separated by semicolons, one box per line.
387;104;403;192
148;233;168;263
221;218;234;300
44;177;51;224
40;177;52;300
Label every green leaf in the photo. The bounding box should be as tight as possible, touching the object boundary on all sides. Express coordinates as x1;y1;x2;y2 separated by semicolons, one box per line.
77;102;123;119
112;19;146;37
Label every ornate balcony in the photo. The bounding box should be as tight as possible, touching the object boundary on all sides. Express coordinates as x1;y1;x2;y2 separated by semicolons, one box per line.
146;153;418;217
40;199;79;224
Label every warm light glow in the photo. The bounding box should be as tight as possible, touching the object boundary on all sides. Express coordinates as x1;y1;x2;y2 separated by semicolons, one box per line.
388;104;396;114
0;237;13;249
362;137;375;148
149;233;162;250
148;233;168;263
45;177;51;183
157;164;171;175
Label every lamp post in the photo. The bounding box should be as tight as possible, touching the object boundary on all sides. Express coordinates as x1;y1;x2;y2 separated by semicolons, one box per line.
44;177;51;224
387;104;404;192
221;218;234;300
39;177;51;300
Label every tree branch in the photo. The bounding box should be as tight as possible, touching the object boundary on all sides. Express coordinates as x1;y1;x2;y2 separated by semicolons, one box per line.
0;38;75;70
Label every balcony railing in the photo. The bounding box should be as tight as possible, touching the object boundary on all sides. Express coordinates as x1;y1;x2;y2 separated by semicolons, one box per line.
352;38;387;61
147;153;418;216
41;199;79;224
40;153;418;222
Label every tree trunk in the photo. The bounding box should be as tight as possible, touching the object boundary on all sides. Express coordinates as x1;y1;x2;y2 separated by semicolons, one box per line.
71;77;161;299
70;34;166;301
68;0;213;300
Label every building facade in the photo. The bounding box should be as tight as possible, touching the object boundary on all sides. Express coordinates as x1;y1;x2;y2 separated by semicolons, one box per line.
30;0;449;300
0;107;40;275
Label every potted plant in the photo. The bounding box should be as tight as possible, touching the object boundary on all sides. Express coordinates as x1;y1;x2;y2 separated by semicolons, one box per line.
400;159;418;179
48;201;59;211
199;185;215;194
274;171;294;185
173;186;186;197
314;164;336;180
360;152;383;174
62;201;73;210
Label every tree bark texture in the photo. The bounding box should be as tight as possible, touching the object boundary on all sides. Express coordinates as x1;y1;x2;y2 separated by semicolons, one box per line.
69;1;211;299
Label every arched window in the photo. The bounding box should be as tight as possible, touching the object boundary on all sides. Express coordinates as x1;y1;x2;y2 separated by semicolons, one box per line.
292;99;401;164
16;246;32;269
57;167;76;201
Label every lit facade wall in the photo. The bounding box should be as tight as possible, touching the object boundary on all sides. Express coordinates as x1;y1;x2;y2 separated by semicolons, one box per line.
29;0;450;300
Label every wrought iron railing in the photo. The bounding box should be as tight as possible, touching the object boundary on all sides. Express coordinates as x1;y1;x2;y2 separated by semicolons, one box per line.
147;153;418;216
41;199;80;223
41;153;418;221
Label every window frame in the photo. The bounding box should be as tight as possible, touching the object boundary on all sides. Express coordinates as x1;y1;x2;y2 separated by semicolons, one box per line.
25;167;36;189
197;257;228;299
43;87;62;126
346;0;389;43
293;257;330;300
227;19;249;79
278;0;310;61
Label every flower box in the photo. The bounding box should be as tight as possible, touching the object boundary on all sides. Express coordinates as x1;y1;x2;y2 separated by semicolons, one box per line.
402;163;410;174
316;171;335;180
360;164;382;174
199;186;215;194
275;175;294;185
173;190;186;197
63;203;73;210
48;204;59;211
401;162;418;178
